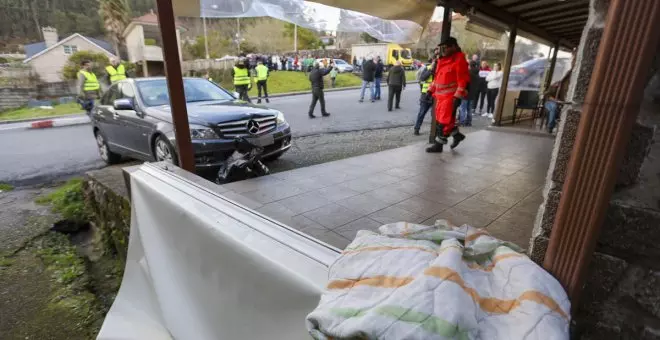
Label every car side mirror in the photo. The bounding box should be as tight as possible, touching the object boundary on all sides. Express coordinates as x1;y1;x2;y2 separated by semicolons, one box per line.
113;98;134;111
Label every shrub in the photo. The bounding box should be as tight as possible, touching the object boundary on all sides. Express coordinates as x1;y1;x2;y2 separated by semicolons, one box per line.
61;51;110;80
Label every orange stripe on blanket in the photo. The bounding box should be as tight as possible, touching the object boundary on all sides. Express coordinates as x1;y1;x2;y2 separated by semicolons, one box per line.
465;229;491;243
327;275;414;290
424;266;568;319
466;253;524;272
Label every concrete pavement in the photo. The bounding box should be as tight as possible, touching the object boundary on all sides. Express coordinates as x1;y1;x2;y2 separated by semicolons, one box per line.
0;87;493;186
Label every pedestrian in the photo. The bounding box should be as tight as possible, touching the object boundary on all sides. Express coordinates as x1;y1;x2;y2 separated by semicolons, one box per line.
287;56;293;71
232;57;251;102
472;61;490;114
460;61;480;127
386;61;405;111
353;56;357;68
374;56;384;100
77;60;101;116
254;60;270;104
359;56;376;103
281;55;287;71
294;55;299;71
330;64;338;88
484;62;503;119
105;57;127;85
426;37;470;153
308;62;332;118
413;57;435;135
544;62;573;133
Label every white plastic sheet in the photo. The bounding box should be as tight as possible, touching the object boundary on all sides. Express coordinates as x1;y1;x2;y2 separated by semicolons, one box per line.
98;164;339;339
185;0;435;43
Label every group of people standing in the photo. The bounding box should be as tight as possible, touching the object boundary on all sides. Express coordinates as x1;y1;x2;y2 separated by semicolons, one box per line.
76;58;128;115
357;56;407;111
461;55;503;126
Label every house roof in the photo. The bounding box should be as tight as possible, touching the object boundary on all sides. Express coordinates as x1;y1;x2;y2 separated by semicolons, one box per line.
23;33;116;63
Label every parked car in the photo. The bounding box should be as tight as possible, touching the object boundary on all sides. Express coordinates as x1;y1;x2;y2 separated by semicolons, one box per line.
91;77;292;169
315;58;354;73
508;57;572;91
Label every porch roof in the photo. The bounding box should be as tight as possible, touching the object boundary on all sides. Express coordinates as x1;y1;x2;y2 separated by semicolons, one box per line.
444;0;590;48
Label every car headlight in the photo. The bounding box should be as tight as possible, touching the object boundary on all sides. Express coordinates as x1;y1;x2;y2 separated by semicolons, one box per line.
275;111;287;125
190;125;219;140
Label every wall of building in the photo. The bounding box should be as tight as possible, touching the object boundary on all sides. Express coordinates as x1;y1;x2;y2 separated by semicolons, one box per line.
528;0;660;338
125;25;145;64
29;35;114;83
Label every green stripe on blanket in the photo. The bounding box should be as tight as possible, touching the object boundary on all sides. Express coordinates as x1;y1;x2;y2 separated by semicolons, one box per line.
330;306;470;339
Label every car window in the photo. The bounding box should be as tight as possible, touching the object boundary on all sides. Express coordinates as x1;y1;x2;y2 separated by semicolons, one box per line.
101;85;119;105
400;49;411;59
137;78;235;107
334;59;347;65
392;50;399;59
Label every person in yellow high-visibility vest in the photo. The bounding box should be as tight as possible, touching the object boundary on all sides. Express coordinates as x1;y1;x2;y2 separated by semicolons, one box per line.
77;60;101;116
413;59;435;136
231;57;251;102
254;59;270;104
105;58;127;84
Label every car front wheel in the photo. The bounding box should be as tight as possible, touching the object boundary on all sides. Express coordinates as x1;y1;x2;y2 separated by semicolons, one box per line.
154;135;179;165
95;130;121;165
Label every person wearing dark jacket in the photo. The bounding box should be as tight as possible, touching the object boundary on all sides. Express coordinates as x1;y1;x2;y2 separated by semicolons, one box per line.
374;57;384;100
460;61;480;126
359;57;377;102
471;61;491;114
308;62;332;118
386;61;406;111
413;58;435;135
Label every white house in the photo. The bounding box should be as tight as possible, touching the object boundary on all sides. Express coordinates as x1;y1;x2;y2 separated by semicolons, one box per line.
23;27;116;83
123;11;185;77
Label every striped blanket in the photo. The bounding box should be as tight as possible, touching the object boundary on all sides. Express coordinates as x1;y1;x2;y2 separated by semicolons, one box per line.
306;220;570;340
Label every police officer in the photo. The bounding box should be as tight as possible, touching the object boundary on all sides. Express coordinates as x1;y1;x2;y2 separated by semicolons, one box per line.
413;57;435;136
426;37;470;153
232;57;251;102
254;59;270;104
105;58;126;84
77;60;101;116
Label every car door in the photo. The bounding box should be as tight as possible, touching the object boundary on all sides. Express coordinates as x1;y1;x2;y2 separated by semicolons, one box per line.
96;85;123;147
114;82;153;157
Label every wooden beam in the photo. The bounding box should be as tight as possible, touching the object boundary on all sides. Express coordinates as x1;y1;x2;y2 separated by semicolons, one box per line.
493;24;516;126
506;0;560;13
155;0;196;171
521;0;589;18
528;9;589;24
543;42;559;93
429;6;453;144
540;17;589;30
543;0;660;309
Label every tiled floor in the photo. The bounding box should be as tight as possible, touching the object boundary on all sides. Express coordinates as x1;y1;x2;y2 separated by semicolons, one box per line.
221;130;554;250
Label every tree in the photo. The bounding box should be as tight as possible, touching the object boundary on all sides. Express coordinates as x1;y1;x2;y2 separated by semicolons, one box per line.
99;0;131;55
185;34;232;59
283;23;322;50
360;32;379;43
243;18;293;53
61;50;110;80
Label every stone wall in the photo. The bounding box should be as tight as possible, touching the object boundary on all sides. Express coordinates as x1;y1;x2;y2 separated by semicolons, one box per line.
0;87;38;111
528;0;660;338
0;82;75;111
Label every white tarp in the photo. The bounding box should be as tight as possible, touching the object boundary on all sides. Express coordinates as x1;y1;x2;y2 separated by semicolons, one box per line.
98;164;340;339
172;0;436;43
307;221;571;339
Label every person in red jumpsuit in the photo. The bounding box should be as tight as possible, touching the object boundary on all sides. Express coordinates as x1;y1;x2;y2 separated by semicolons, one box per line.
426;37;470;153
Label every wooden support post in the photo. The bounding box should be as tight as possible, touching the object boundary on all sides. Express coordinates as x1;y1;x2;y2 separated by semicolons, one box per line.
155;0;195;172
429;7;452;143
493;23;517;126
543;0;660;308
544;43;560;94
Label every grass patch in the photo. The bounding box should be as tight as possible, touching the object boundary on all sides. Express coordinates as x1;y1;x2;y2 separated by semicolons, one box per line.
0;183;13;192
36;179;89;223
0;102;82;122
0;256;14;268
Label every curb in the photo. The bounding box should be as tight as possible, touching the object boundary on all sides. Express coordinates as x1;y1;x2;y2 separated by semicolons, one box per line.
0;113;86;125
265;80;419;99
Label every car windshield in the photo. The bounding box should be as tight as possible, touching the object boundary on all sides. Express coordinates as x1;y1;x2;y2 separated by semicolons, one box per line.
136;78;234;107
400;49;411;59
334;59;347;65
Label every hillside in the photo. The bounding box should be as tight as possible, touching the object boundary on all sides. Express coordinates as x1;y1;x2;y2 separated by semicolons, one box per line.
0;0;156;51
